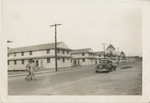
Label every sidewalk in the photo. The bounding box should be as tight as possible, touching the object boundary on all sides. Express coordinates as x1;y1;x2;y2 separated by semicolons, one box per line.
8;65;95;77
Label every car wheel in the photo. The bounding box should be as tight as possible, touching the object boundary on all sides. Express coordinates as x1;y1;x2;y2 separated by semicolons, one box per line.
109;69;112;72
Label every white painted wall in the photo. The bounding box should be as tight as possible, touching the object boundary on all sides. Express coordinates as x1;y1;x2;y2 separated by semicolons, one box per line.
43;58;72;68
8;49;56;59
72;53;95;58
8;50;72;70
8;60;29;70
8;57;72;71
71;58;95;66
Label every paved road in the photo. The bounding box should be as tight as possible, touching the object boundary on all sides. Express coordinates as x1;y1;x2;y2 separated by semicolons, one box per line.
8;66;96;95
8;61;142;95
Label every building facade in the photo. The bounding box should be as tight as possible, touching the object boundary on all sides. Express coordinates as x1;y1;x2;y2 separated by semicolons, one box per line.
7;42;72;71
94;51;104;64
106;44;116;55
71;48;96;66
119;51;126;63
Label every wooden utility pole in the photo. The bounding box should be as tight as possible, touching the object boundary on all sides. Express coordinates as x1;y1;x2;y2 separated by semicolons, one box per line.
50;24;61;72
102;43;106;59
117;47;120;62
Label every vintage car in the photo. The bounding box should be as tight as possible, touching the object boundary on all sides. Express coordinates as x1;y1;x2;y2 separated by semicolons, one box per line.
94;59;117;73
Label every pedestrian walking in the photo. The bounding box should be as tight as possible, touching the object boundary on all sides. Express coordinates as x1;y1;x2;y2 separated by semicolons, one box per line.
27;60;39;81
25;59;32;81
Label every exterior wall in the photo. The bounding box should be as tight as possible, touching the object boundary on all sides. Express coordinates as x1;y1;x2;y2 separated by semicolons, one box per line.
8;48;72;70
8;49;55;59
43;58;71;68
71;52;96;66
72;53;95;58
57;49;71;57
8;60;29;71
8;57;72;71
80;58;95;65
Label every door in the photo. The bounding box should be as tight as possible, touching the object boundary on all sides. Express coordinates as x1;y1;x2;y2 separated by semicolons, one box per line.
36;60;39;66
74;60;76;65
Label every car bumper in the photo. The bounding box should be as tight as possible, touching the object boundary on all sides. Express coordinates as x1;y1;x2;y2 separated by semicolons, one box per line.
95;68;109;72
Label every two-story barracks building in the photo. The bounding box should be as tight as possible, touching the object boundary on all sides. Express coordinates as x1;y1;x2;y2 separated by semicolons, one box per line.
7;42;72;71
71;48;96;66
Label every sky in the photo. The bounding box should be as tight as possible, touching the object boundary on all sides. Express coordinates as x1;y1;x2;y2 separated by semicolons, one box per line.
3;1;142;56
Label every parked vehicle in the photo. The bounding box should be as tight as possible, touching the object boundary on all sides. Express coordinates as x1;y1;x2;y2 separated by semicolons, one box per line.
94;59;117;73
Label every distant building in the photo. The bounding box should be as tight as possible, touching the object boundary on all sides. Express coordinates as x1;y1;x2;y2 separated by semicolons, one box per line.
7;42;72;71
71;48;96;66
120;51;126;62
105;44;117;62
106;44;116;55
94;51;104;64
126;56;140;62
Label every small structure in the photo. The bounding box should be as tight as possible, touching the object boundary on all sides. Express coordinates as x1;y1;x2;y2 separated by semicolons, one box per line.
106;44;116;55
126;56;139;62
71;48;96;66
7;42;72;71
120;51;126;62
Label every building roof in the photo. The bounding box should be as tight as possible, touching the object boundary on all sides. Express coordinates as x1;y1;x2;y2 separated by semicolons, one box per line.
106;44;116;50
120;51;125;54
71;48;94;54
8;42;72;53
94;51;104;56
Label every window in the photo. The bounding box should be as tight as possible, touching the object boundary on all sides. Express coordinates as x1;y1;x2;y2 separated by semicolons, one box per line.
21;52;24;56
22;60;24;64
67;50;69;54
82;53;85;56
14;53;16;57
57;49;59;54
89;54;90;56
58;58;60;60
99;55;101;57
47;58;50;63
8;61;9;65
29;51;32;55
63;58;65;63
62;50;65;54
67;58;69;60
7;54;9;57
14;60;17;65
47;49;50;54
82;59;85;62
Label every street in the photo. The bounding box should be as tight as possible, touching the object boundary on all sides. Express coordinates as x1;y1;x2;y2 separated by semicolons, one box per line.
8;61;142;95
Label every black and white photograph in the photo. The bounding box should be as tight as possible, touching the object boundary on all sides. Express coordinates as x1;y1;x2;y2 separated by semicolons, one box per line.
1;0;150;103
